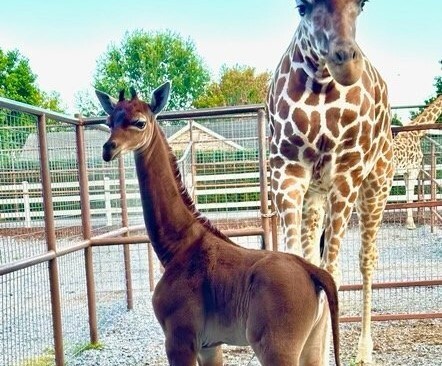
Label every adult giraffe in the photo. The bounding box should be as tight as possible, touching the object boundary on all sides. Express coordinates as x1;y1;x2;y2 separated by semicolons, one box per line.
266;1;394;364
393;94;442;229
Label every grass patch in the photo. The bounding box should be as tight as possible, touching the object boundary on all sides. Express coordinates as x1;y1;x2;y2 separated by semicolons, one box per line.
17;348;54;366
72;341;104;357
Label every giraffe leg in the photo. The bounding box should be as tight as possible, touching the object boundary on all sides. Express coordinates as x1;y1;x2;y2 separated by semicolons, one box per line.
314;182;358;366
197;346;223;366
271;168;308;255
404;170;418;230
301;191;326;266
355;173;392;365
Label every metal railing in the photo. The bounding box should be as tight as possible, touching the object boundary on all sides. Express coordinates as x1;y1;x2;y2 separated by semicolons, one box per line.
0;97;441;365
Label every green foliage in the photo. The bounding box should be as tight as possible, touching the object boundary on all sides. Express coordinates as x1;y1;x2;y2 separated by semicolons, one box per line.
0;48;40;105
194;64;271;108
410;59;442;122
391;113;403;126
74;89;107;117
92;29;210;111
0;47;64;110
0;47;65;153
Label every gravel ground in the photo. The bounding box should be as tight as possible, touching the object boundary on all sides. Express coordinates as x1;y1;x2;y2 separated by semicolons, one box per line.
69;294;442;366
2;224;441;365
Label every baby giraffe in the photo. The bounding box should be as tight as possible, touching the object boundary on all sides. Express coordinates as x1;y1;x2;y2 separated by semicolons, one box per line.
96;82;340;366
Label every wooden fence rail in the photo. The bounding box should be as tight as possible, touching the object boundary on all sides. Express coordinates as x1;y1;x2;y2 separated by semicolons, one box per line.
1;168;441;227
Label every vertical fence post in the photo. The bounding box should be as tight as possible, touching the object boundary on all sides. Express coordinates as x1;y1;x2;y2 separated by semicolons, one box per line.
75;118;98;344
189;120;197;202
118;155;134;310
430;143;436;233
104;176;112;225
37;113;64;366
22;181;31;228
271;200;279;251
257;109;271;250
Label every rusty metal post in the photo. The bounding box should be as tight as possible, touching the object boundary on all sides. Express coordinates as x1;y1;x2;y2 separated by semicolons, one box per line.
189;120;197;201
430;143;436;233
37;114;64;366
417;160;424;224
257;109;271;250
118;155;134;310
270;200;279;251
75;119;98;344
147;242;155;291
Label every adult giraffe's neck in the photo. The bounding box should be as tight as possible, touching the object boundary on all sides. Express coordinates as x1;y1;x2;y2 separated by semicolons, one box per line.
410;95;442;126
133;123;204;266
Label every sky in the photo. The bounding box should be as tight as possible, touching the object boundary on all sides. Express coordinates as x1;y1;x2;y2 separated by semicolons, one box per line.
0;0;441;117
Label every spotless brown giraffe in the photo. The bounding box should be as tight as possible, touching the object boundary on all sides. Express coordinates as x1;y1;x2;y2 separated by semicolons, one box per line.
96;82;341;365
393;94;442;229
266;1;394;364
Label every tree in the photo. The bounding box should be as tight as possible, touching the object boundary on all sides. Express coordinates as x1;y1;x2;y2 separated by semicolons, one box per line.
91;30;210;111
74;89;107;117
410;59;442;122
391;113;403;126
194;65;271;108
0;48;64;153
0;48;64;110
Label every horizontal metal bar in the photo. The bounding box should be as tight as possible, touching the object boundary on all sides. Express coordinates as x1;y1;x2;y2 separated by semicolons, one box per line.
392;123;442;133
0;97;78;124
90;227;265;247
83;104;264;126
91;235;149;246
340;279;442;292
56;240;90;257
340;312;442;323
385;200;442;210
0;250;56;276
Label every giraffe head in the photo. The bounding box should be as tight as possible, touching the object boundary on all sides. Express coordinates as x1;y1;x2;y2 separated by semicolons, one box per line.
295;0;367;86
95;82;171;162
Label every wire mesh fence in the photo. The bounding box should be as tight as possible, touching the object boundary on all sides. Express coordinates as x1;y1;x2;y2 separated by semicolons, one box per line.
0;99;441;365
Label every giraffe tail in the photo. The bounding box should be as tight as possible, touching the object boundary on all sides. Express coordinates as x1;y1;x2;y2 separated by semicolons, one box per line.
299;257;341;366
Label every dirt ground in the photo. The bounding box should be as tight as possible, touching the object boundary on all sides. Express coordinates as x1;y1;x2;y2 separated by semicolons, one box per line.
221;319;442;365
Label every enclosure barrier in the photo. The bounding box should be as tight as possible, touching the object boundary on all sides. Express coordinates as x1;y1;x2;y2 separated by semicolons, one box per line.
0;96;441;365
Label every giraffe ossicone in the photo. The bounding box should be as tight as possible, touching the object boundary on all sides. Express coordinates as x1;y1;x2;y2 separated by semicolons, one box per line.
267;1;394;365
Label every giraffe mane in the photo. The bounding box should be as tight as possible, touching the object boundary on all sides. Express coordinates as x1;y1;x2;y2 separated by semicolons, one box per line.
156;124;236;245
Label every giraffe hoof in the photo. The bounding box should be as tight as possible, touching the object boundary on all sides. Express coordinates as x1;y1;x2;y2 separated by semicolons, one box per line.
406;219;416;230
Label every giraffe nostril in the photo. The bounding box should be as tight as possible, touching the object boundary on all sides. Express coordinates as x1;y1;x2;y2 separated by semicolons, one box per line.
334;49;349;64
352;49;358;60
104;140;117;150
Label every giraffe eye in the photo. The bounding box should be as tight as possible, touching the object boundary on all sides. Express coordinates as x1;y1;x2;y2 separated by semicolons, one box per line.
296;1;309;16
297;4;307;16
132;120;146;129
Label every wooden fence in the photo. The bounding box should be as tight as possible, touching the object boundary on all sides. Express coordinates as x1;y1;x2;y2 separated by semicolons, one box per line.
1;168;441;227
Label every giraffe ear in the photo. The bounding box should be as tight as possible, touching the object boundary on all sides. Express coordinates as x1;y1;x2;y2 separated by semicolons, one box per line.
149;81;171;115
95;90;118;115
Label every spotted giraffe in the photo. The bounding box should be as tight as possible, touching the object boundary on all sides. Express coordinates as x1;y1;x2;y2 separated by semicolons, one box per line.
266;1;394;364
393;95;442;229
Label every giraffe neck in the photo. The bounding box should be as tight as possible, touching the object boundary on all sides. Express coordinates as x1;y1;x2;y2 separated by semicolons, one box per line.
134;123;232;266
409;95;442;135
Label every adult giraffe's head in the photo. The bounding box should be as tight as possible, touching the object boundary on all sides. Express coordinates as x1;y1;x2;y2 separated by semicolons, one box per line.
95;82;171;162
295;0;367;86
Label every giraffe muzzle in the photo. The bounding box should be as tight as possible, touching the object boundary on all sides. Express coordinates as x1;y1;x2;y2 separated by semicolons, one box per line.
102;140;119;162
327;41;363;86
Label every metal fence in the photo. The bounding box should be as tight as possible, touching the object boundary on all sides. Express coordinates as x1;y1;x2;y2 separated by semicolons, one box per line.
0;97;441;366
